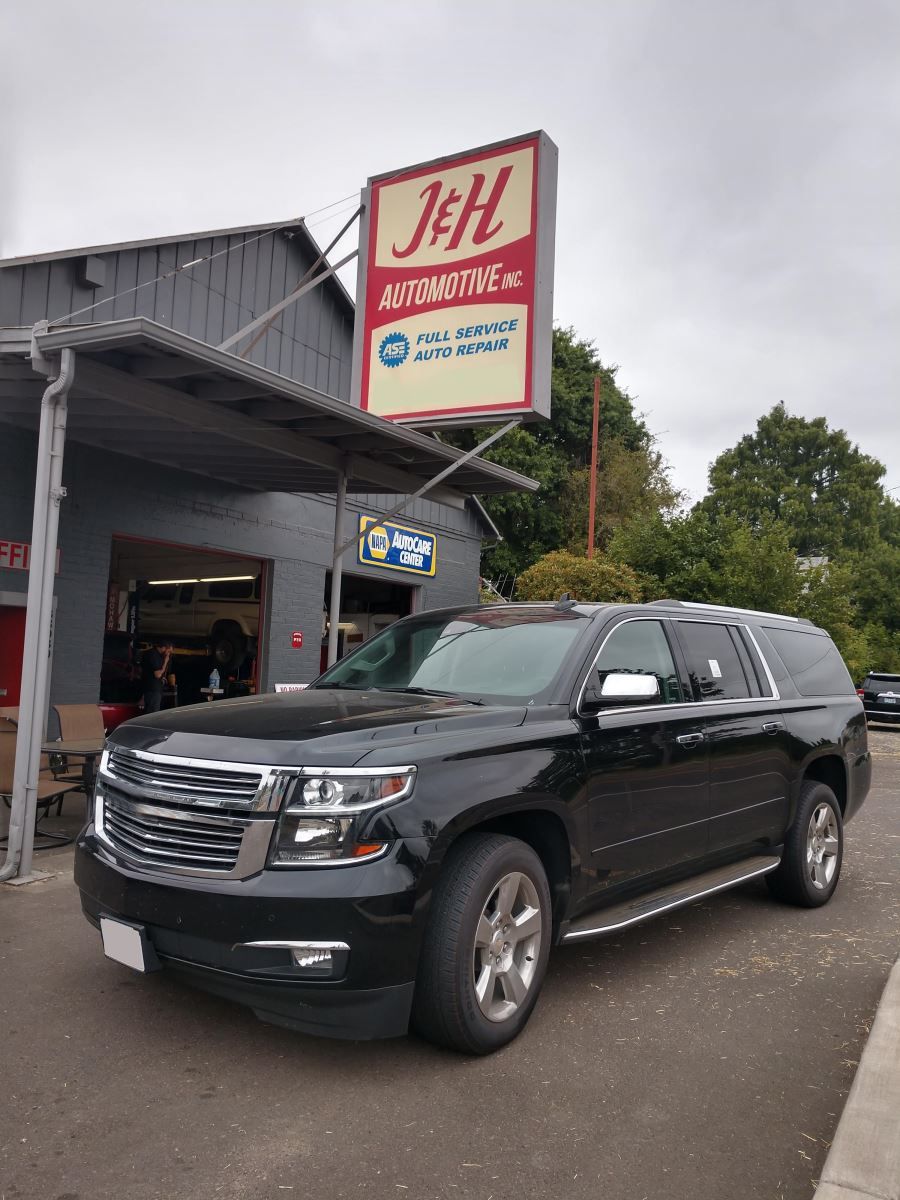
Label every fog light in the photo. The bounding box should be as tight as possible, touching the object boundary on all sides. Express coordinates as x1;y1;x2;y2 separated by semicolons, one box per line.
240;939;350;979
292;946;333;969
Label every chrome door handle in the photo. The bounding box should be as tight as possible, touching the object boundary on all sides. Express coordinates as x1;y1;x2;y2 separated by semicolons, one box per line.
761;721;784;734
676;733;704;747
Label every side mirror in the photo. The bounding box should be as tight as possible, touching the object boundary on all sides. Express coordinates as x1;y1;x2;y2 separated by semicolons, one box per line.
600;673;660;700
583;672;661;711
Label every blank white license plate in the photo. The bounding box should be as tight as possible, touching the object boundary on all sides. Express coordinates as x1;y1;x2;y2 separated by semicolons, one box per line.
100;917;149;972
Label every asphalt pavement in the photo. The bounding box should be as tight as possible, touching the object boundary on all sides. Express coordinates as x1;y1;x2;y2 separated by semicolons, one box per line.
2;727;899;1200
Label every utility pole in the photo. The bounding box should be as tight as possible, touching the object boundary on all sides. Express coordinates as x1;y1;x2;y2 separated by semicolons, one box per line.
586;375;600;558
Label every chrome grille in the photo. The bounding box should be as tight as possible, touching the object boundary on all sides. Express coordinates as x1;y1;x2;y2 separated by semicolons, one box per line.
99;788;250;874
105;747;264;810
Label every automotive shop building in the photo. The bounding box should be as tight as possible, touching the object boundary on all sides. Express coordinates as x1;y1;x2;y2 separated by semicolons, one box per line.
0;219;531;720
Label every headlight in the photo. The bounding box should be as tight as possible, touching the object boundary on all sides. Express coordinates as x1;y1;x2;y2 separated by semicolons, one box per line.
270;767;416;866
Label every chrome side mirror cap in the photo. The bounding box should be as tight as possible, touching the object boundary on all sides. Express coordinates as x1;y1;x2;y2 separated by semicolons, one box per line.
598;673;660;701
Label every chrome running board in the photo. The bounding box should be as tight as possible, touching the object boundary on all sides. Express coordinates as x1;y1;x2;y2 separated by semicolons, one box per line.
562;854;781;943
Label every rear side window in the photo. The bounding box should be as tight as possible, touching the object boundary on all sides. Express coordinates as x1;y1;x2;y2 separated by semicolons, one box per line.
675;622;751;701
207;579;254;600
144;584;176;602
763;627;854;697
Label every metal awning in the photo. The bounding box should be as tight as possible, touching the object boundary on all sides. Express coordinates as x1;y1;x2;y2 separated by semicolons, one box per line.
0;318;537;504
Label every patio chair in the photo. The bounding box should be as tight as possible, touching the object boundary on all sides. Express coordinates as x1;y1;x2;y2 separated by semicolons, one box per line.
53;704;106;741
51;704;107;785
0;717;81;826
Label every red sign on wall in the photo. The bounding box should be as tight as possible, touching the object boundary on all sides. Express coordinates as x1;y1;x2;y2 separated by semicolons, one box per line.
352;131;557;428
291;631;303;649
0;540;61;573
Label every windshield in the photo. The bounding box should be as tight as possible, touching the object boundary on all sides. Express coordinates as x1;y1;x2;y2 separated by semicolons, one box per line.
313;608;589;705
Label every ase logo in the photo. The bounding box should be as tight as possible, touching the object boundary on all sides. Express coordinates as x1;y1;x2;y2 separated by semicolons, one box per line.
378;331;409;368
366;525;391;560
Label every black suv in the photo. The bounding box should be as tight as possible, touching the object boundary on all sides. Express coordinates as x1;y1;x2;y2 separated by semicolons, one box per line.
859;672;900;725
75;600;871;1054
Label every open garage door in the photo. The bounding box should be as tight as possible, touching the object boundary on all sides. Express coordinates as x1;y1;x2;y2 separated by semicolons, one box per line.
104;537;266;723
322;572;414;673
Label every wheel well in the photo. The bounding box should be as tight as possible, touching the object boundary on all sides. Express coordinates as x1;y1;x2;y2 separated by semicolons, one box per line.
803;755;847;814
461;810;572;926
212;620;241;635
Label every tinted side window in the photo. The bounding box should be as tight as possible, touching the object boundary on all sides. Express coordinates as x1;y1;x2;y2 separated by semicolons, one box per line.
588;620;683;704
207;580;254;600
763;627;854;697
676;622;751;700
144;584;176;602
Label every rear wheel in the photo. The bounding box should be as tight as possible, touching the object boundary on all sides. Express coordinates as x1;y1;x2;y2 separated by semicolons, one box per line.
412;833;551;1054
766;780;843;907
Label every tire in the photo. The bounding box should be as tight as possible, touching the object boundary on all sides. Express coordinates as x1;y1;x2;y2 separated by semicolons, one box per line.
766;780;844;907
211;623;247;673
411;833;552;1055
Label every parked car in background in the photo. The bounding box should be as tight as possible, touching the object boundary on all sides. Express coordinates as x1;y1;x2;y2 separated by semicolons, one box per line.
76;599;870;1054
858;672;900;724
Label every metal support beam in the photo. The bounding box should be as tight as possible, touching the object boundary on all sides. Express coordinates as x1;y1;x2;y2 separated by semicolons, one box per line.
218;251;358;353
1;348;74;883
333;421;521;561
323;421;519;673
229;208;362;360
326;468;348;668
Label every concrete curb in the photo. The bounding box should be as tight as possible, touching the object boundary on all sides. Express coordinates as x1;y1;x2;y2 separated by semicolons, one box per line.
814;956;900;1200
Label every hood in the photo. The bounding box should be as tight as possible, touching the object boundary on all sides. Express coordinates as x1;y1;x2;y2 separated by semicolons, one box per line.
109;688;529;767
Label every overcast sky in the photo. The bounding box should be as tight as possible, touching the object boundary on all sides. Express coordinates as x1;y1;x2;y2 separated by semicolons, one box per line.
2;0;897;502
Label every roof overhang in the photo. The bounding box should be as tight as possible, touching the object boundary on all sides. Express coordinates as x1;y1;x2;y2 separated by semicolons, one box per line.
0;319;537;506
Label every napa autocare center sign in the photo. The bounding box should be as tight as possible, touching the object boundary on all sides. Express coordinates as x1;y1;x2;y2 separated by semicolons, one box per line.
358;515;437;577
351;131;558;426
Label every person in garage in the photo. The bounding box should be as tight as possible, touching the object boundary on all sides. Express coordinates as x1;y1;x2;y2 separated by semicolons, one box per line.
141;641;172;713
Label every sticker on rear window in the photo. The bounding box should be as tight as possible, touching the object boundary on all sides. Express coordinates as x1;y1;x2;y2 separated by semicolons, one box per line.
708;658;723;679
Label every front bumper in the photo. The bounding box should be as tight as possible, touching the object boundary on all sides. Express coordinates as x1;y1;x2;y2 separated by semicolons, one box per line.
75;826;432;1039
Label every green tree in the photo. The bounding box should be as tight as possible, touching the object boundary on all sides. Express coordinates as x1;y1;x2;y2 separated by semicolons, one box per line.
608;511;874;678
609;511;800;610
515;550;642;604
700;403;887;556
446;326;676;577
559;439;682;554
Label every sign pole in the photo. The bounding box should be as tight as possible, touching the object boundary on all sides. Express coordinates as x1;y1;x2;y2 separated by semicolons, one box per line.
327;468;348;668
587;375;600;559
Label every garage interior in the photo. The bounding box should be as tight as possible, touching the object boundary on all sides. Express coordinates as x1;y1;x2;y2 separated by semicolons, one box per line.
103;537;265;714
322;571;414;673
104;541;418;709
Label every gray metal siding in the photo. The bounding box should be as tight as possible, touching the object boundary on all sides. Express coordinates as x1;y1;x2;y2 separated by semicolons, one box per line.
0;230;354;399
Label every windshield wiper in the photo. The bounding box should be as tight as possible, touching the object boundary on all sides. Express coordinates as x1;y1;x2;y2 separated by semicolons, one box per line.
388;686;485;705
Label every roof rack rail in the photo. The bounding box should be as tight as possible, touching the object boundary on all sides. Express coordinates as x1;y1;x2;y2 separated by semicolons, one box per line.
647;599;812;625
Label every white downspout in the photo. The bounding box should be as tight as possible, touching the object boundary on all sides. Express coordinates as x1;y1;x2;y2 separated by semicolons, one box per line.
326;468;348;669
1;348;74;883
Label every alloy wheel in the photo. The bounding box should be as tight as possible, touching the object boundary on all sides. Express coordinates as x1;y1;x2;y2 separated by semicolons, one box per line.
472;871;543;1022
806;803;839;890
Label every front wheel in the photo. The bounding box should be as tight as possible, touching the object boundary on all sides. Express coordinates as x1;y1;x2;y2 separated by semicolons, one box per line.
766;780;844;907
412;833;552;1054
